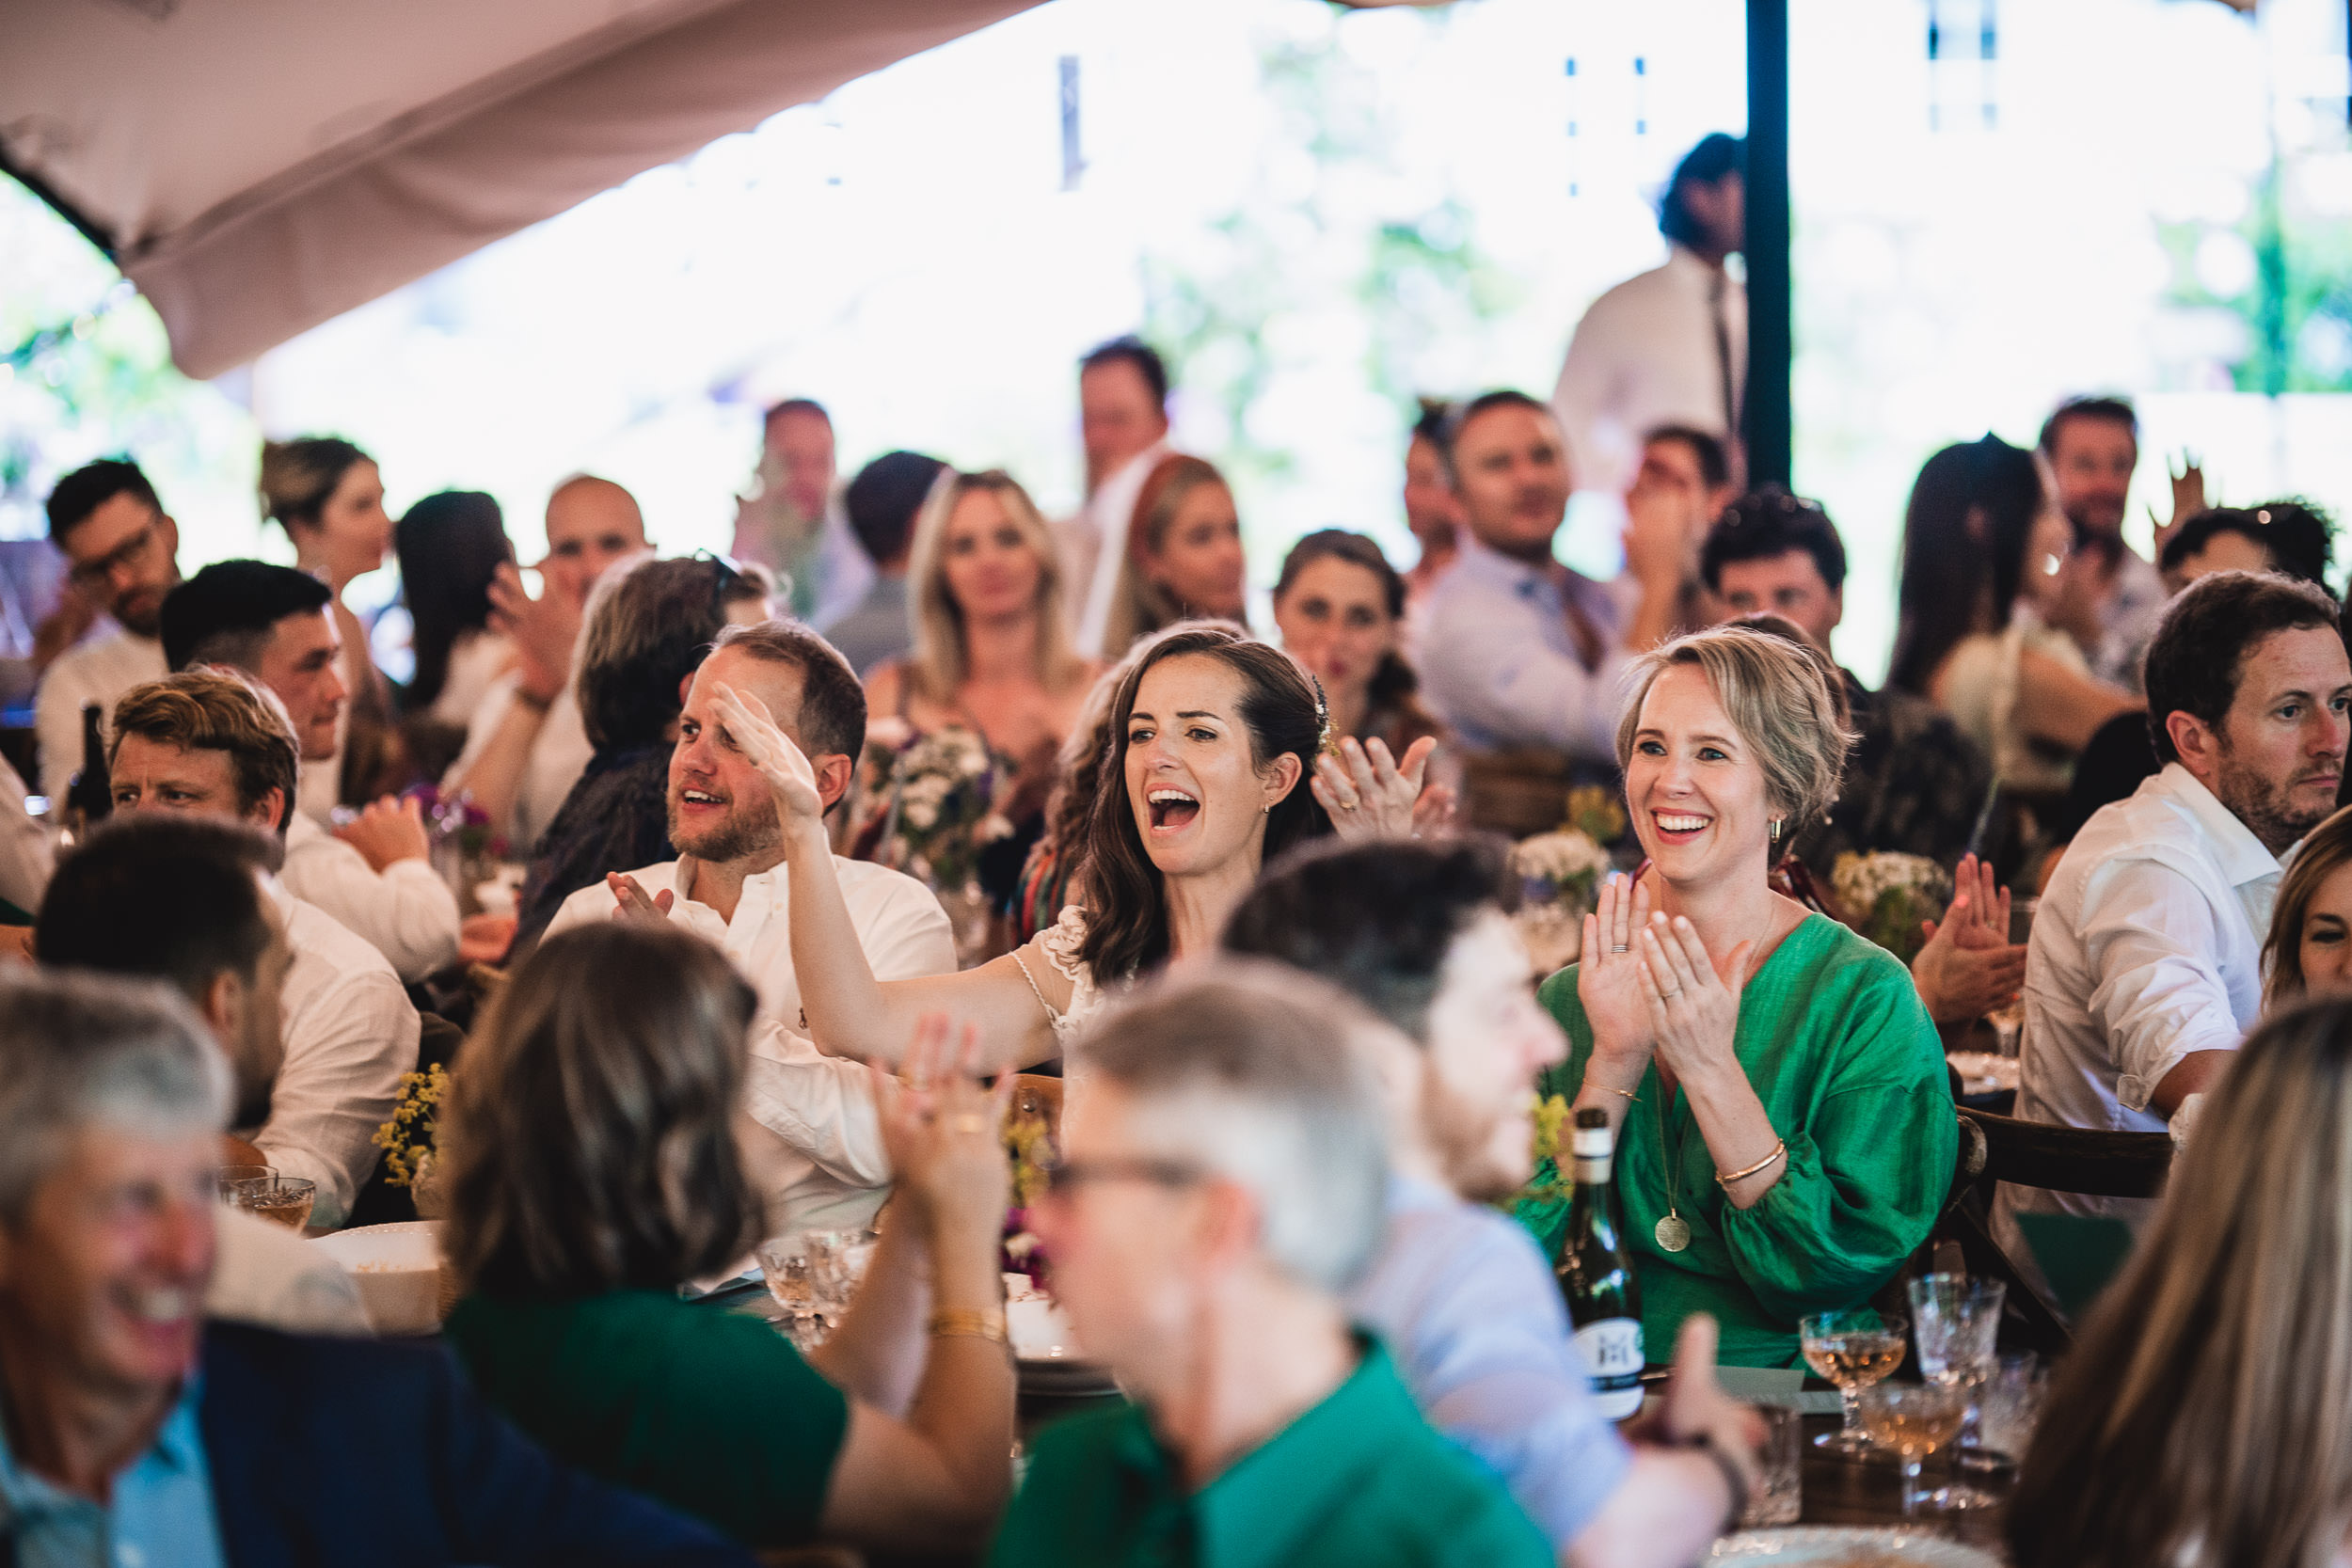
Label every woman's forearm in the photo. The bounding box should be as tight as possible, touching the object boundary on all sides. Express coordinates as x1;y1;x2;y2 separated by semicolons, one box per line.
785;818;919;1062
1677;1063;1788;1210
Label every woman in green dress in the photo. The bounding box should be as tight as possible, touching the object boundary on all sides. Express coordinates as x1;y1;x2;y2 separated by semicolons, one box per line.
1518;622;1954;1369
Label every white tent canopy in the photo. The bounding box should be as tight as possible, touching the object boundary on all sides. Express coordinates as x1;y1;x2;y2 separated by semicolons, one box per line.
1;0;1039;379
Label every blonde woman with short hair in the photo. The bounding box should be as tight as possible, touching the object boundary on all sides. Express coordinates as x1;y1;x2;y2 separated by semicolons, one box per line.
858;471;1101;897
1514;623;1955;1369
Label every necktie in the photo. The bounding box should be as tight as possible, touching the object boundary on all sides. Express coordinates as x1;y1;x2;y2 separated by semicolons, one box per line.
1557;567;1603;673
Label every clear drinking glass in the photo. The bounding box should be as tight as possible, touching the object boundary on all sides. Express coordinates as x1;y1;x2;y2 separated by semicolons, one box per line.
222;1174;314;1230
1976;1351;2047;1460
1800;1308;1909;1454
755;1237;822;1349
215;1164;273;1200
1856;1382;1969;1514
1740;1403;1804;1526
1907;1275;2005;1507
803;1227;881;1323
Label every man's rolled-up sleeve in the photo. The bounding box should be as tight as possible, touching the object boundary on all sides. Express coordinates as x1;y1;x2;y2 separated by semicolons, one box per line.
2079;858;2248;1114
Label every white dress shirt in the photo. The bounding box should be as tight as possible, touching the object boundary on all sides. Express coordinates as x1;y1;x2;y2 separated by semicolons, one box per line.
1549;245;1746;495
33;627;167;798
0;753;54;915
280;813;461;983
2006;763;2276;1227
206;1206;370;1336
440;674;593;855
1418;533;1634;764
260;886;421;1228
1066;439;1174;657
545;854;955;1238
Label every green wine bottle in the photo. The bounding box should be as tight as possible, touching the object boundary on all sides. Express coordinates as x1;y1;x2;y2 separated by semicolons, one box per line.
1556;1106;1644;1419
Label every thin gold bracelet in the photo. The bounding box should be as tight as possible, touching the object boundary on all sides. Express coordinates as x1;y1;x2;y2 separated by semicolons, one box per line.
1714;1138;1787;1188
927;1307;1008;1344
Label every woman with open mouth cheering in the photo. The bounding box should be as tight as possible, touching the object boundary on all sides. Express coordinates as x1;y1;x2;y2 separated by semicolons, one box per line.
713;622;1438;1071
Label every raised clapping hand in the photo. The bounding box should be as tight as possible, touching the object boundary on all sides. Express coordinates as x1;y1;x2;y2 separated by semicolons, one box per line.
604;872;675;927
1909;853;2026;1025
873;1014;1012;1244
1579;872;1658;1080
1310;734;1438;841
1637;910;1753;1085
708;681;826;825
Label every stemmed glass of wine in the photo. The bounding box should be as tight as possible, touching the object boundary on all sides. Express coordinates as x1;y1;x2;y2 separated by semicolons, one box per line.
1800;1308;1909;1454
1856;1382;1970;1514
1907;1273;2007;1508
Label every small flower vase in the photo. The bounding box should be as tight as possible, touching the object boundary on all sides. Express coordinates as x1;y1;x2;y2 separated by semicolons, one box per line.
410;1149;447;1221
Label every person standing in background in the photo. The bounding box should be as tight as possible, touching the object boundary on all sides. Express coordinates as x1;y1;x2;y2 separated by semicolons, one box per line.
446;474;647;852
1550;135;1747;499
2039;396;2172;693
32;459;178;800
258;436;409;815
1400;402;1465;651
733;398;873;629
1630;424;1740;639
825;451;949;677
1059;337;1176;656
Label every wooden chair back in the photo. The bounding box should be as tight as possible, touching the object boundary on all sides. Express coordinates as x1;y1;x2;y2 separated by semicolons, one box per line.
1957;1107;2172;1200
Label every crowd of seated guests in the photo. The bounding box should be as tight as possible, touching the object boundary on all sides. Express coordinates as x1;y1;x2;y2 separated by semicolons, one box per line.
17;341;2352;1566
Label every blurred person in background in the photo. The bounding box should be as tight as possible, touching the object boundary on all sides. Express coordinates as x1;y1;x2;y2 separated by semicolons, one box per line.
35;812;370;1336
1701;488;1990;868
548;621;951;1239
447;474;647;853
0;965;754;1568
733;397;872;629
993;964;1552;1568
2009;995;2352;1568
1631;424;1738;638
2160;501;2337;598
2006;573;2349;1243
1062;336;1177;656
860;469;1101;909
258;436;411;811
512;555;773;949
164;562;460;984
1098;454;1249;657
1888;435;2137;799
33;458;177;800
2037;394;2206;692
824;451;948;677
1226;838;1762;1568
392;490;516;778
1549;134;1747;498
2261;804;2352;1015
1419;392;1686;824
442;925;1013;1556
103;669;419;1227
1402;400;1466;626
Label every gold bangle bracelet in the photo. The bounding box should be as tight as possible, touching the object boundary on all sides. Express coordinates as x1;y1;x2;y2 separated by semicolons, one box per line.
927;1307;1008;1344
1714;1139;1788;1187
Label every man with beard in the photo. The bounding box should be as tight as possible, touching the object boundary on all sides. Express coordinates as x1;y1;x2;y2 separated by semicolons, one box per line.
2010;571;2351;1227
544;621;952;1240
34;460;180;800
2038;396;2171;691
1225;839;1760;1568
1418;392;1686;787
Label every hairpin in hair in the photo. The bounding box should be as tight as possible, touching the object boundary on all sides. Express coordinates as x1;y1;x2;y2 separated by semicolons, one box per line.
1309;673;1336;756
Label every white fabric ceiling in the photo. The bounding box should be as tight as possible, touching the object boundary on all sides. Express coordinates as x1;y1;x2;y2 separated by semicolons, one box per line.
0;0;1041;378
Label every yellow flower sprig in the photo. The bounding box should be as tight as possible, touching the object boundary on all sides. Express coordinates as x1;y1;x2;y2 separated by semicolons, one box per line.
371;1064;450;1189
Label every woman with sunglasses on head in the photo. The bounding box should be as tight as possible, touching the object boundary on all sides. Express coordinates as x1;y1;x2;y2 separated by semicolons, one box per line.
713;624;1436;1071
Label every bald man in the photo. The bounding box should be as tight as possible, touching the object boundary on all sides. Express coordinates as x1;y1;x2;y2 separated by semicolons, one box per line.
442;474;648;851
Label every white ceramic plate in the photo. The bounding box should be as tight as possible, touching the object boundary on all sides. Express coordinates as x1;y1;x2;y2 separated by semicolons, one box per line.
1709;1528;2001;1566
310;1220;447;1336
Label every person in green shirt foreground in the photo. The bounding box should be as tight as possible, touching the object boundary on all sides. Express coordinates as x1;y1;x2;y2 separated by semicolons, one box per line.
1516;623;1954;1370
993;962;1551;1568
440;922;1016;1557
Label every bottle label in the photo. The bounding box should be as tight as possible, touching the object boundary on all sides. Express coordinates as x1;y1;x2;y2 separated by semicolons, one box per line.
1574;1318;1645;1420
1570;1127;1613;1160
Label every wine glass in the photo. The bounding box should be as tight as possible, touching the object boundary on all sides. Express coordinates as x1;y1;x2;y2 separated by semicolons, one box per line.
1906;1274;2006;1508
1856;1382;1969;1514
222;1174;315;1230
803;1227;880;1327
1800;1308;1909;1454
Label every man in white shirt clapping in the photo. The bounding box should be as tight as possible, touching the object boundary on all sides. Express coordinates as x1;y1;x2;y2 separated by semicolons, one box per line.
162;562;462;984
2011;570;2351;1231
546;620;953;1241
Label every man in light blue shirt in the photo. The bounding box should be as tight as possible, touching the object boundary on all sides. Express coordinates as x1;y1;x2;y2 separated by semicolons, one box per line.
1226;838;1756;1567
0;1382;222;1568
1420;392;1685;769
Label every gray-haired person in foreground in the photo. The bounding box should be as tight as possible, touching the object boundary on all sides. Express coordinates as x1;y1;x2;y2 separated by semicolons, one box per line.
0;968;753;1568
990;963;1552;1567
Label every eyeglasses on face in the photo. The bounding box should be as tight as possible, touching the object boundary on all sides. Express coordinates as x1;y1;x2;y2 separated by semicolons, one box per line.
1039;1156;1206;1202
68;520;158;587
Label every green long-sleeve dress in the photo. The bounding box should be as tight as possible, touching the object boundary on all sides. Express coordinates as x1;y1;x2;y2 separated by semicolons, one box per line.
1516;912;1955;1370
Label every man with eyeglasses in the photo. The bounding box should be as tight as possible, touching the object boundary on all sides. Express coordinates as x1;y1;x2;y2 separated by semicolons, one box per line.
33;460;179;800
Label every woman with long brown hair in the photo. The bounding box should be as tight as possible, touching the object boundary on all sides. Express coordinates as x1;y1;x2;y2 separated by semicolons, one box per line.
714;624;1435;1070
1098;454;1248;657
2263;804;2352;1012
2009;994;2352;1568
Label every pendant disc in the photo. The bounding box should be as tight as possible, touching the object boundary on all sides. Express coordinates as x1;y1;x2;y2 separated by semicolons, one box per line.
1655;1213;1692;1253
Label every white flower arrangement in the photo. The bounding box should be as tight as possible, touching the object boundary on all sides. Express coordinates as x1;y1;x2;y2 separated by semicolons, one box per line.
1511;830;1615;906
859;723;1009;893
1831;850;1952;964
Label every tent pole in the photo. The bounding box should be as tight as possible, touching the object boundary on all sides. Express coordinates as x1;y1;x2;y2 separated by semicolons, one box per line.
1744;0;1792;487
